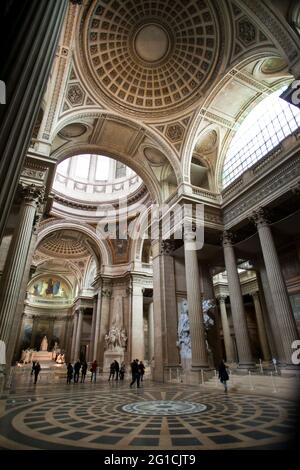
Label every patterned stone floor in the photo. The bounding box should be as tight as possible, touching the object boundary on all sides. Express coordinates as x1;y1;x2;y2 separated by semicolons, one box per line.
0;378;299;450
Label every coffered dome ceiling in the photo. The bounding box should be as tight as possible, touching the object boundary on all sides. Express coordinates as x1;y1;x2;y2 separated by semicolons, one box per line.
38;230;91;259
79;0;221;117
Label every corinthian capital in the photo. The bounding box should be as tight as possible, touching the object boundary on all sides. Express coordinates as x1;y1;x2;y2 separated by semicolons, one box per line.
249;207;270;228
160;239;176;255
221;231;234;247
19;183;45;204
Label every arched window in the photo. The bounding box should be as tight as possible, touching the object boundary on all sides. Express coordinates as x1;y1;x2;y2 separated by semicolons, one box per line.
222;86;300;188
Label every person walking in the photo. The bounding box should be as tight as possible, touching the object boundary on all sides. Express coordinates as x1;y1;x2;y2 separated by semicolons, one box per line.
138;361;145;382
114;360;120;381
119;361;125;380
130;359;140;388
108;361;115;381
31;361;36;376
33;362;41;384
67;363;73;384
81;361;88;383
218;360;229;392
91;360;97;383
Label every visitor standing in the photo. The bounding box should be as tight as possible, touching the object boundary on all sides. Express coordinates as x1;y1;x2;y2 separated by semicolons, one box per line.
91;360;97;382
108;361;115;381
73;360;81;383
81;361;88;383
67;363;73;384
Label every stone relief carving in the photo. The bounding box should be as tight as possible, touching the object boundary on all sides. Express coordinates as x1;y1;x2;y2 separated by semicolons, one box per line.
67;83;85;106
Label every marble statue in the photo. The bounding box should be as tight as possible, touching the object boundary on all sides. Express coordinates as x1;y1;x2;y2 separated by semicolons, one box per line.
177;298;215;359
120;328;128;349
104;326;128;351
40;336;48;351
177;300;191;359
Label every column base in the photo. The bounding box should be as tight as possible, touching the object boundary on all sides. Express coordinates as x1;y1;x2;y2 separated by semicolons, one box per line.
237;362;256;370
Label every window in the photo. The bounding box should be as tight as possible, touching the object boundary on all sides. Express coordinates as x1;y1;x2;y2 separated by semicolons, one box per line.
115;161;126;179
75;154;90;179
95;155;110;180
222;86;300;188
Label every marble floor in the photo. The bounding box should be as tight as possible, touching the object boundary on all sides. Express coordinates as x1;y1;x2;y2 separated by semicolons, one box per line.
0;374;299;450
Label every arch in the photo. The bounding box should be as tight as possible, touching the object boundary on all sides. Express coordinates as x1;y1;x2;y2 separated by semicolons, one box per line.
36;219;112;269
51;109;182;201
181;51;293;188
51;142;162;204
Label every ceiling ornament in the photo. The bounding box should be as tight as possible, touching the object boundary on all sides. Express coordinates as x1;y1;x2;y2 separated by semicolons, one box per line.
80;0;221;117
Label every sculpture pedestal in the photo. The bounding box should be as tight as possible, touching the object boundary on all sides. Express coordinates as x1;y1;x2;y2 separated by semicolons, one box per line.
103;347;124;372
31;351;53;363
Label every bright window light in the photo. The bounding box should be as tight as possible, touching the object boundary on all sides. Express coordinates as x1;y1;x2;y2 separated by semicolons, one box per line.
57;158;69;175
75;154;90;179
95;155;110;180
222;86;300;188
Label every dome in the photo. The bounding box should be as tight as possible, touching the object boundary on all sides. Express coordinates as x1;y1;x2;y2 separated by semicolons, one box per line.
79;0;220;117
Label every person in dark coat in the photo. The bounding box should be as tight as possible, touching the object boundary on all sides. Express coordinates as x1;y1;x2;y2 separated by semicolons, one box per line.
31;361;36;376
81;361;88;383
91;360;97;382
138;361;145;382
108;361;115;381
218;360;229;392
67;363;73;384
114;360;120;381
33;362;41;384
73;360;81;383
119;361;125;380
130;359;140;388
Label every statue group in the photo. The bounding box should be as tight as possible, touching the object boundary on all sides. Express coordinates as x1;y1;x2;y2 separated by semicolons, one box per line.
177;298;215;361
104;326;127;351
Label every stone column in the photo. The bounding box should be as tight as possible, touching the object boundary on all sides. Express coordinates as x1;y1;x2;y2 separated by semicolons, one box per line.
89;296;97;361
97;286;111;367
152;239;165;381
0;0;68;241
93;291;102;362
201;263;222;366
222;232;254;367
217;295;235;362
258;267;284;361
184;232;209;371
148;302;154;362
70;310;78;361
160;241;180;368
74;307;83;361
251;291;271;361
0;185;43;348
131;278;145;361
251;209;299;366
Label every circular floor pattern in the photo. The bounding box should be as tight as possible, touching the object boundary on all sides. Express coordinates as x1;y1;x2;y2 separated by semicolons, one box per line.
0;384;298;450
122;400;207;416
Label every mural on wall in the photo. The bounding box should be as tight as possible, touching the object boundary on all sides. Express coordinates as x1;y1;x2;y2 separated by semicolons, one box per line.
29;277;69;298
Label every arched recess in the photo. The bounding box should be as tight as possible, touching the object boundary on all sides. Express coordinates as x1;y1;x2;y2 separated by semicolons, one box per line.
182;50;294;189
36;219;112;269
50;110;182;203
52;143;162;204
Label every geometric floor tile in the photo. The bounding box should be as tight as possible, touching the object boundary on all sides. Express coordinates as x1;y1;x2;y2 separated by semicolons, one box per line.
0;380;299;450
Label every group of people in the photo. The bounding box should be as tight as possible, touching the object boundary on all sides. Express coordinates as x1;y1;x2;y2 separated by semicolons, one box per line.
108;360;125;381
67;360;98;384
129;359;145;388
